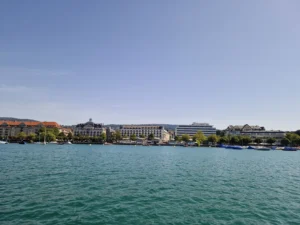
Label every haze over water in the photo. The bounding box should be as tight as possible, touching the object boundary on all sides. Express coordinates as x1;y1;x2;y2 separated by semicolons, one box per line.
1;144;300;224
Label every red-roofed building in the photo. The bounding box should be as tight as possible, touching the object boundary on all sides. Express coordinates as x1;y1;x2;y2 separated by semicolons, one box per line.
0;120;61;137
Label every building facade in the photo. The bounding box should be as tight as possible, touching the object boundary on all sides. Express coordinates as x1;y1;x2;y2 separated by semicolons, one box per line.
0;121;60;137
175;123;216;137
119;125;170;142
73;119;106;137
225;124;286;143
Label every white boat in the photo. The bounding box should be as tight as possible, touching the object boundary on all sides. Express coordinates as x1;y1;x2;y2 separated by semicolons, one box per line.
48;141;58;144
0;141;8;144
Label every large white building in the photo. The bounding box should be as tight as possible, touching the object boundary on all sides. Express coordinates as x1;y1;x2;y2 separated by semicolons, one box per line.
73;119;106;137
175;123;216;137
119;125;170;142
225;124;286;143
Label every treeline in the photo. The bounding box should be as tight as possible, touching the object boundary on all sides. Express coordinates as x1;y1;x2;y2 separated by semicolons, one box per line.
174;131;300;146
2;127;73;143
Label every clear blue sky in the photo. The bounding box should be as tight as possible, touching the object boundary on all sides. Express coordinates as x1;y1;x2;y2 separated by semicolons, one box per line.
0;0;299;130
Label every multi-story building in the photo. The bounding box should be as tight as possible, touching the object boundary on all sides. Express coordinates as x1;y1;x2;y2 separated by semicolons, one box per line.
0;120;60;137
225;124;286;143
73;119;106;137
119;125;170;142
224;124;265;136
175;123;216;137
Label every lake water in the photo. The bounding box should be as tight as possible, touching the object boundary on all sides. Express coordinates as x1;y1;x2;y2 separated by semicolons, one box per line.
1;144;300;225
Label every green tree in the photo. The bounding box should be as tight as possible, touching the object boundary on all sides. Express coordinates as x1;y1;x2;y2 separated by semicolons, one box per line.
239;136;252;145
230;136;239;145
47;132;56;142
109;133;117;143
207;134;218;144
52;128;60;136
57;132;66;140
216;130;225;137
115;131;122;141
281;137;290;146
27;133;36;142
266;137;276;145
219;136;229;144
193;131;206;144
100;133;106;142
18;132;27;140
148;133;154;140
181;134;190;142
67;132;73;140
175;136;181;142
254;137;262;144
139;134;146;138
130;134;137;141
286;133;300;146
295;130;300;136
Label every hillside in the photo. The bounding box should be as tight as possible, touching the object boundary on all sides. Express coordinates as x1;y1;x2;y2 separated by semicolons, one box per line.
0;117;38;122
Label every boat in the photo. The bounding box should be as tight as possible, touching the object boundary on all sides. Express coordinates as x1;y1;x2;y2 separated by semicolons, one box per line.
19;140;26;144
283;147;298;151
58;141;72;145
255;147;270;151
0;141;8;144
225;145;244;150
48;141;58;144
247;146;256;150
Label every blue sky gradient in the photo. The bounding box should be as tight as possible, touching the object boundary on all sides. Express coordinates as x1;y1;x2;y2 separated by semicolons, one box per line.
0;0;299;130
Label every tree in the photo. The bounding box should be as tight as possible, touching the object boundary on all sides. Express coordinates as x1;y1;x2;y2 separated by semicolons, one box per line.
18;132;27;140
193;131;206;144
109;133;117;143
286;133;300;146
52;128;60;136
175;136;181;142
130;134;137;141
281;137;290;146
47;132;56;142
139;134;146;138
216;130;225;137
57;132;66;140
100;133;106;142
239;136;252;145
230;136;239;145
295;130;300;136
27;133;36;142
67;132;73;140
115;131;122;141
254;137;262;144
181;134;190;142
207;134;218;144
219;136;229;144
266;138;276;145
148;133;154;140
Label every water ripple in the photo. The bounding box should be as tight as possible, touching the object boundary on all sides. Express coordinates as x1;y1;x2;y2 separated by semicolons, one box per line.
1;145;300;224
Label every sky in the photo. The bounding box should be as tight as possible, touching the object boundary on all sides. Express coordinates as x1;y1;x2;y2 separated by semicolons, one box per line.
0;0;299;130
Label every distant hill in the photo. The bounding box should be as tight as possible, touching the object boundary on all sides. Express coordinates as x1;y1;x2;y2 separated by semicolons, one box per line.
106;124;178;131
0;117;38;122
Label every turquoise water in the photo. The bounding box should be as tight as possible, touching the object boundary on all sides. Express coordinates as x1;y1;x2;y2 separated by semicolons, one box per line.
1;145;300;225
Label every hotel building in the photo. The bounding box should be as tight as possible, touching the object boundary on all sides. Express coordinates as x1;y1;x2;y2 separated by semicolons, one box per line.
175;123;216;137
0;120;61;137
119;125;170;142
73;119;106;137
225;124;286;143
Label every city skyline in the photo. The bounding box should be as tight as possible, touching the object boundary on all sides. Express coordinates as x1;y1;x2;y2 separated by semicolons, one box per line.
1;1;300;130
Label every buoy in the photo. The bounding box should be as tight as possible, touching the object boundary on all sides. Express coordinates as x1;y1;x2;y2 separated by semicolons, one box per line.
89;144;92;146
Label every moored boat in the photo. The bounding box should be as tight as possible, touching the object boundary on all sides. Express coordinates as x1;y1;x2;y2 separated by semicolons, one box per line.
19;140;26;144
255;146;270;151
0;141;8;144
283;147;298;151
